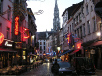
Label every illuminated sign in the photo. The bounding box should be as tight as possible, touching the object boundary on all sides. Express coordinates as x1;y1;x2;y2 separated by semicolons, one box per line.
66;34;70;44
15;16;19;35
0;32;4;44
15;42;22;49
24;28;30;39
77;43;81;49
5;40;12;47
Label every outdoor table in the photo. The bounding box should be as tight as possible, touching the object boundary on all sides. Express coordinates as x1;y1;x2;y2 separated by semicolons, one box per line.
1;69;8;75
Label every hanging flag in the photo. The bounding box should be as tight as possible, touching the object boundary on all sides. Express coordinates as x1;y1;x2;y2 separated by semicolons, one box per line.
65;33;70;45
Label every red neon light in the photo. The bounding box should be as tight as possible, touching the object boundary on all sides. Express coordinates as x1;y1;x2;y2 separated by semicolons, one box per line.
15;17;19;35
0;32;4;44
77;43;81;49
23;27;30;39
24;36;30;39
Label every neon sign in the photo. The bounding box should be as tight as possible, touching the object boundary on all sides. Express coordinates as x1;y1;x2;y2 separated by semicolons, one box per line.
66;34;70;44
5;40;12;47
15;16;19;35
0;32;4;44
24;28;30;39
77;43;81;49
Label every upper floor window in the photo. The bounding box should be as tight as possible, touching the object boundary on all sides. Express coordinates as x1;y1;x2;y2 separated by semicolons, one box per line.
7;27;10;39
77;28;79;38
83;24;86;36
76;16;78;24
93;17;96;32
8;6;11;21
79;13;81;21
0;0;3;14
75;30;76;36
70;25;71;33
44;46;45;50
0;23;2;32
87;20;90;34
72;23;74;31
68;27;69;34
40;46;42;51
44;42;45;45
80;26;82;39
91;6;93;11
40;42;42;45
86;5;89;15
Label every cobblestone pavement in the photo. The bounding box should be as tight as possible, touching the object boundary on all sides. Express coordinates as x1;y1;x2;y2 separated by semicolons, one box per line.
20;63;54;76
20;63;102;76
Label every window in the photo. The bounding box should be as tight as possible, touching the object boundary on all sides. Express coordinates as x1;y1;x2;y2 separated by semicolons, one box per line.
80;26;82;39
0;23;2;32
91;6;93;11
79;13;81;21
44;46;45;50
40;46;42;50
68;27;69;34
86;5;89;15
40;42;42;45
93;18;96;32
83;24;85;36
76;16;78;24
0;0;3;14
75;30;76;35
7;27;10;39
8;6;11;20
77;28;79;38
44;42;45;45
72;23;74;31
70;25;71;33
87;21;90;34
100;23;102;31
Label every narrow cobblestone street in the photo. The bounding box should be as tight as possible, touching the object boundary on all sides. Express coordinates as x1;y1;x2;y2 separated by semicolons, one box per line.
20;63;102;76
20;63;54;76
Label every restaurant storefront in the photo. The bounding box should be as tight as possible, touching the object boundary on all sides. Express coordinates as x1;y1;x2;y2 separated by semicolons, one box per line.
0;39;17;68
81;40;102;69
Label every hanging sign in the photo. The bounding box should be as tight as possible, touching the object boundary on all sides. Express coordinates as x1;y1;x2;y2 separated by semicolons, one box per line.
0;32;4;44
91;49;95;54
23;28;30;39
15;16;19;35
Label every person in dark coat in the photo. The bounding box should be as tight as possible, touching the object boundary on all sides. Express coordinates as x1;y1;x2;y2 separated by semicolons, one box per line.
51;59;60;75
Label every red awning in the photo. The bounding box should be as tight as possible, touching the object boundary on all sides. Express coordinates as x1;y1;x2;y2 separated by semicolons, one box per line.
90;41;102;47
69;50;79;55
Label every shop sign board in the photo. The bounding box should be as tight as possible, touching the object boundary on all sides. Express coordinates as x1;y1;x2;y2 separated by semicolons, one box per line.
0;39;13;47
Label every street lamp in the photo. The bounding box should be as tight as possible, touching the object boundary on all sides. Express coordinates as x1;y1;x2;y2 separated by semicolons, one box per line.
57;47;60;51
57;47;60;58
96;32;101;40
96;32;101;36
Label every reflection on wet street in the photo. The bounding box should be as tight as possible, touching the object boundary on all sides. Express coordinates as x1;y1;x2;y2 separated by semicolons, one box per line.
21;63;54;76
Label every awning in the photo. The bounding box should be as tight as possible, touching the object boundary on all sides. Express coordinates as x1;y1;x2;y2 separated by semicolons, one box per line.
61;50;72;55
0;48;17;52
90;41;102;47
69;50;79;55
